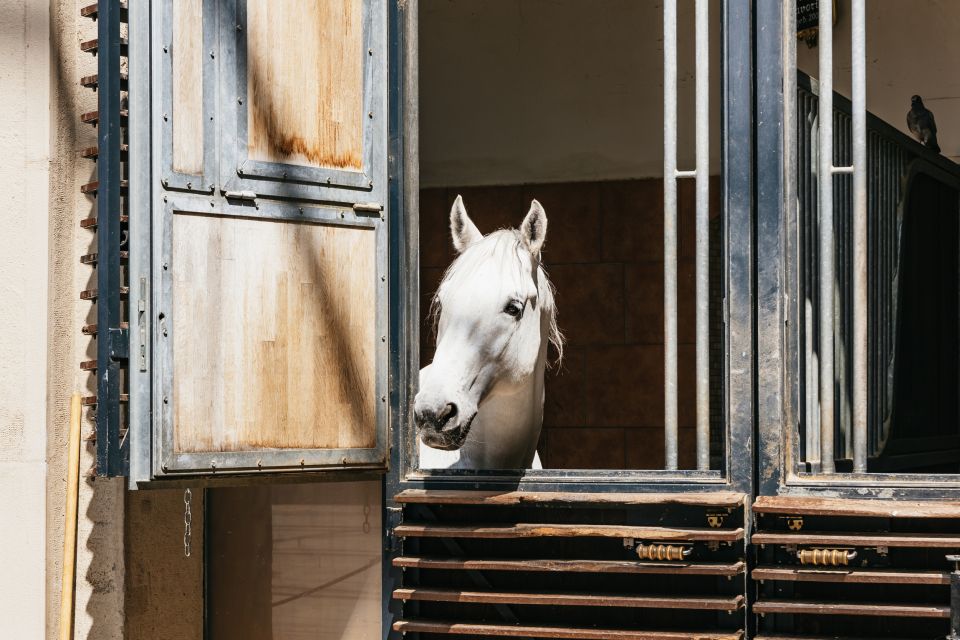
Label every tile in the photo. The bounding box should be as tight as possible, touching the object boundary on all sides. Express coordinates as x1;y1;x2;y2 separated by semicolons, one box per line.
543;427;626;469
625;259;697;344
600;179;664;262
522;181;602;264
543;348;586;427
549;263;624;347
582;345;664;427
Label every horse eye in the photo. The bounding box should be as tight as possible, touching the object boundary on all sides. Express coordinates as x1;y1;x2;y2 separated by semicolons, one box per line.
503;300;524;318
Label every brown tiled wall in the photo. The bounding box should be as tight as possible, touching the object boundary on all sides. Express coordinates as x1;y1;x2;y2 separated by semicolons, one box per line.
419;177;722;470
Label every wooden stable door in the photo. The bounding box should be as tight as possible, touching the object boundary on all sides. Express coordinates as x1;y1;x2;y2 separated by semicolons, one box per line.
130;0;390;480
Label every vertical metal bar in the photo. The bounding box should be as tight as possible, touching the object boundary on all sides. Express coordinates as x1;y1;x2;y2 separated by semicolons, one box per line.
818;0;836;474
694;0;710;471
97;0;127;477
948;555;960;640
663;0;679;470
851;0;868;473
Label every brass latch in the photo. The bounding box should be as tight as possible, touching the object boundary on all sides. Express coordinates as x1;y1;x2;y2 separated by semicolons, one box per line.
796;548;857;566
635;543;693;561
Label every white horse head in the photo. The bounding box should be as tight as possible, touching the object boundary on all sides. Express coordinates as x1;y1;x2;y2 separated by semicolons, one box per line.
415;195;562;470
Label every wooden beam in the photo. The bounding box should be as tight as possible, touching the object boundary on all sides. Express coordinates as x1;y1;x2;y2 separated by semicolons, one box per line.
393;556;745;577
752;566;949;585
753;600;948;618
395;489;745;508
753;495;960;519
395;523;745;542
394;587;743;611
753;530;960;548
393;619;744;640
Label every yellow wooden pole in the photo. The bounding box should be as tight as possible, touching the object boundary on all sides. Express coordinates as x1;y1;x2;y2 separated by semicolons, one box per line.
58;393;82;640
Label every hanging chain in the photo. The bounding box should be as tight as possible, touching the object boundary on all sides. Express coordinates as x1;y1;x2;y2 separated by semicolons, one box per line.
183;488;193;557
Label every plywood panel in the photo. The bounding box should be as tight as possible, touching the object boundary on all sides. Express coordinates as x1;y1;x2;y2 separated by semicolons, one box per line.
207;482;382;640
246;0;364;170
171;213;376;452
172;0;204;174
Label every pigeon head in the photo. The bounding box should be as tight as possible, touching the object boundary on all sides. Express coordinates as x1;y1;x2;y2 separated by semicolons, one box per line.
911;95;924;107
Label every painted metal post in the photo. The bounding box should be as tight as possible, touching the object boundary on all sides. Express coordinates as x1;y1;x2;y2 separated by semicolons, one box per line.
818;0;836;474
694;0;710;471
851;0;868;473
663;0;679;470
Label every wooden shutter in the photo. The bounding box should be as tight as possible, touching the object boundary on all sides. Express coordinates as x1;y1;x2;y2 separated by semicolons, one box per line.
130;0;389;480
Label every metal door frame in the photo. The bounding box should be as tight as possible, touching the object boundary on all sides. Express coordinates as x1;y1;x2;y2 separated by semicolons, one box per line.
387;0;755;497
756;0;960;500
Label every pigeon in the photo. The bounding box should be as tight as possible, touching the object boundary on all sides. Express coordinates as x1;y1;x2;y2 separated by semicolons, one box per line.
907;95;940;153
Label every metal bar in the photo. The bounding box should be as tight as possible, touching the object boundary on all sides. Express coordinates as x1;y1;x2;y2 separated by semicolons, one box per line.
96;0;128;477
694;0;710;471
851;0;868;473
818;0;836;474
662;0;679;470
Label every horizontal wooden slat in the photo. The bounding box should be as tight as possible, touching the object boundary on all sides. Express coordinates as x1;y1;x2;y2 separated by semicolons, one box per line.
753;495;960;519
752;566;949;585
395;523;744;542
395;489;745;508
80;360;97;371
80;109;129;126
80;286;129;301
80;214;128;230
393;619;743;640
80;2;128;21
754;636;917;640
79;144;128;160
394;587;743;611
80;251;128;265
393;556;745;577
82;394;129;406
80;72;128;90
753;600;948;618
79;37;128;55
80;179;129;195
753;530;960;548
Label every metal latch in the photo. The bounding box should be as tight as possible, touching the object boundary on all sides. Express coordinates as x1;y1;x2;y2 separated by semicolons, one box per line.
352;202;384;216
223;189;257;202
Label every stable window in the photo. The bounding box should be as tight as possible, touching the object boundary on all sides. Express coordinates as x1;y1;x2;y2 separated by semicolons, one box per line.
395;0;753;491
758;0;960;492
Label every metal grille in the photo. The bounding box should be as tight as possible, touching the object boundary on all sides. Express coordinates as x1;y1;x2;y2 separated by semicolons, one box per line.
796;73;907;467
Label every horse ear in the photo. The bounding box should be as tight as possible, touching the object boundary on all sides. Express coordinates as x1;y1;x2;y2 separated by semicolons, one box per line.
520;199;548;256
450;195;482;253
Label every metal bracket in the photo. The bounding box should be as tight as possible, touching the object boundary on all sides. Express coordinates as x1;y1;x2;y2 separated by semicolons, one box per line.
223;189;257;202
706;512;726;528
784;516;804;531
352;201;384;215
109;327;129;359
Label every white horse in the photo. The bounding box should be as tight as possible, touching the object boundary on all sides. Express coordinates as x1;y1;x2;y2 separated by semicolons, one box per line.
415;195;563;470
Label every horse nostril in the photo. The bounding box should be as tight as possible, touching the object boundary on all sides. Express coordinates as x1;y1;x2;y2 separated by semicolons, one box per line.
438;403;458;429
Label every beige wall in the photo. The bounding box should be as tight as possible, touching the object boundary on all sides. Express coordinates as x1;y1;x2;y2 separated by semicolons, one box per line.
797;0;960;165
0;0;52;636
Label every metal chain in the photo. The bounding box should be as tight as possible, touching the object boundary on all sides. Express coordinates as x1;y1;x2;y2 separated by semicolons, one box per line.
183;488;193;557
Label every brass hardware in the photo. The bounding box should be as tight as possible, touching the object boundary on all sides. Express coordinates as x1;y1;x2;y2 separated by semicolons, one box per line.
785;516;804;531
635;543;692;561
706;513;725;528
796;548;857;566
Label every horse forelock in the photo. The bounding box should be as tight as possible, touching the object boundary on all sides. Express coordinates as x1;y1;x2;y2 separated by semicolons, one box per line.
431;229;564;366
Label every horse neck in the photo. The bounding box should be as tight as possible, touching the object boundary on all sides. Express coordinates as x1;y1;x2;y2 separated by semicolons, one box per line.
459;316;550;469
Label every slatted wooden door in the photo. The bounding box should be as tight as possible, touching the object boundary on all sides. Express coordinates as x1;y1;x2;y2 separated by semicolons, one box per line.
131;0;390;479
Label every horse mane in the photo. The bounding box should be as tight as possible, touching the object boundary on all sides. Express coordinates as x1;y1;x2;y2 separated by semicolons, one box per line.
430;229;565;367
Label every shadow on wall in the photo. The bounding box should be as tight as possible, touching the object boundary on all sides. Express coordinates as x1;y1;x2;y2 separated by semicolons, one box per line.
419;177;723;471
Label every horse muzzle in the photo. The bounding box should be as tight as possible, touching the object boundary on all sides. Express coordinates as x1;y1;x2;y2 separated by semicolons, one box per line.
415;402;475;451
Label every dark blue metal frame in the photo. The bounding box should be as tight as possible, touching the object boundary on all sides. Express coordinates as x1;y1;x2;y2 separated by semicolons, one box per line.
96;0;130;477
755;0;960;500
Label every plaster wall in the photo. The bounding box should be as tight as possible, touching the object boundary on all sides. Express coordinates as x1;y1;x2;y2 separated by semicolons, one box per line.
0;0;52;636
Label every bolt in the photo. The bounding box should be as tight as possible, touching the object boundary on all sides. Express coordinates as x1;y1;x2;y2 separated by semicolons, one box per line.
163;45;168;53
381;336;386;343
162;112;168;121
162;262;168;270
186;181;192;189
161;464;168;471
210;50;215;59
341;457;348;465
381;275;386;282
162;327;168;337
368;180;374;188
298;207;304;215
162;178;169;187
381;395;386;403
163;395;168;404
237;97;243;105
368;48;373;56
237;167;244;176
368;111;374;119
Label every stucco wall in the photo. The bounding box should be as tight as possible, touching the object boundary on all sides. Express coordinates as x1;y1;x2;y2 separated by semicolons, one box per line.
0;0;52;636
